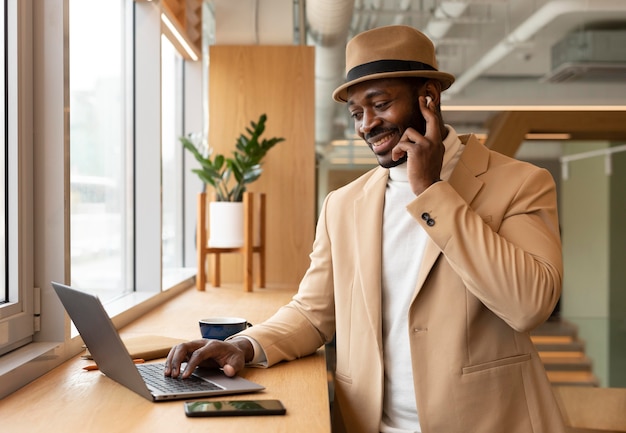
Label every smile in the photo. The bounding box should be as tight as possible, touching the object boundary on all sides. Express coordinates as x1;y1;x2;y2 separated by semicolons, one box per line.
369;131;397;149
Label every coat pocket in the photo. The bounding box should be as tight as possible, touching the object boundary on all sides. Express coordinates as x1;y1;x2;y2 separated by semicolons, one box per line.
462;353;531;375
454;353;536;432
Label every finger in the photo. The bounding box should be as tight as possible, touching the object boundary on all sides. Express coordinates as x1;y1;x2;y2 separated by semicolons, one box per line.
222;364;236;377
391;140;408;161
202;342;245;375
164;344;189;377
166;340;207;378
392;127;420;161
180;342;213;378
420;94;433;113
181;339;239;378
164;349;174;376
419;96;441;143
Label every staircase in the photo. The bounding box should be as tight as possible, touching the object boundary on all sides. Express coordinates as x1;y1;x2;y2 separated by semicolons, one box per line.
531;319;599;387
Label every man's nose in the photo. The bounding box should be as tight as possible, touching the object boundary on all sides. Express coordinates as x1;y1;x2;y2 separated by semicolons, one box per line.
359;111;379;134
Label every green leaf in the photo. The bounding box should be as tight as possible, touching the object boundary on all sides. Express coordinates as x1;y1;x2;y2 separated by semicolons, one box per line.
181;114;284;201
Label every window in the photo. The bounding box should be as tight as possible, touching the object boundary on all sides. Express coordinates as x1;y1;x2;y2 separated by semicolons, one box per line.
1;0;202;398
161;35;185;283
69;0;133;302
0;0;35;357
1;0;7;303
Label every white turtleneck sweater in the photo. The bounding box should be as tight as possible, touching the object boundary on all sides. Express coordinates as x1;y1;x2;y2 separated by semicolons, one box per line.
243;127;465;432
380;127;464;433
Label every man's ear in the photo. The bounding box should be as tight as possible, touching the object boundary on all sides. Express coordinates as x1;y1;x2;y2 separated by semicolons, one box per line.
423;80;442;107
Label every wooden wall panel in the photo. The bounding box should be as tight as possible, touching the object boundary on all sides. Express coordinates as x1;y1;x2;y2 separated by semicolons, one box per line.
207;45;316;288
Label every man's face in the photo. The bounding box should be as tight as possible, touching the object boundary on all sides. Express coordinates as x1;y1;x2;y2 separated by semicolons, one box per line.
347;78;425;168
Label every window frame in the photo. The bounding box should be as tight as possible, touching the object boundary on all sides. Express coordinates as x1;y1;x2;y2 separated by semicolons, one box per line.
0;0;36;356
0;0;203;399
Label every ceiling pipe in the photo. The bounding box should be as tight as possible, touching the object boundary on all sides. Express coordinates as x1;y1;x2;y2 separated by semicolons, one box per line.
424;1;469;41
365;0;384;29
446;0;626;96
392;0;413;26
306;0;355;147
298;0;306;45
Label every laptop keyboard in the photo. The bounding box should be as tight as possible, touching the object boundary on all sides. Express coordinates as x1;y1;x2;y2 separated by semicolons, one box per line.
137;363;223;393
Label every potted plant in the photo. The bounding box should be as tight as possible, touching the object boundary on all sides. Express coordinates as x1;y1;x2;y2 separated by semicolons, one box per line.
181;113;284;247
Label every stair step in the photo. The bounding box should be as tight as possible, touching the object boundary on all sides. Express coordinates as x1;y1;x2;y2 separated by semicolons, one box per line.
539;351;587;358
533;341;586;352
531;320;600;387
540;354;593;371
531;333;586;353
531;335;573;344
546;371;599;387
532;320;579;338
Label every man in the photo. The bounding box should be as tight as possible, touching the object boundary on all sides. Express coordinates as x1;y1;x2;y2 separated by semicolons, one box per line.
166;25;565;433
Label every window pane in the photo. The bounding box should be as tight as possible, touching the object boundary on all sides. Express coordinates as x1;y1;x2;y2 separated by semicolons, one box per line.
0;0;6;302
0;0;35;356
69;0;132;301
161;36;184;275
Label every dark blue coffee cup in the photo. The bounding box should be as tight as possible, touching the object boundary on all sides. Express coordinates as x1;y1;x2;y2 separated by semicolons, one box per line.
199;317;251;340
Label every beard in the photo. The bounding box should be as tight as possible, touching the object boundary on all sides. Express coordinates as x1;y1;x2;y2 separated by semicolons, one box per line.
379;152;407;169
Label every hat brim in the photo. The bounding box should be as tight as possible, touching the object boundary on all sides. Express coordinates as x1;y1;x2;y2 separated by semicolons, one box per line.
332;70;456;103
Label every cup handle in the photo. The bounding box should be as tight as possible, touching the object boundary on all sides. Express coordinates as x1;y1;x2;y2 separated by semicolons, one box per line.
246;322;253;328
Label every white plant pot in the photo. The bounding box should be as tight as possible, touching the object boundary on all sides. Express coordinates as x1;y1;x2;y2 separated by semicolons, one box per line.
208;201;244;248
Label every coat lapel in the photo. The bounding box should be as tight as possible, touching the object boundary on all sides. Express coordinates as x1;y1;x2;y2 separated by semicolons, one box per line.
354;167;388;346
412;134;489;301
352;135;490;335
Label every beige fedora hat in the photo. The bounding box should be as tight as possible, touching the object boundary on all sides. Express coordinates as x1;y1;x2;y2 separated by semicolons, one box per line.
332;25;455;103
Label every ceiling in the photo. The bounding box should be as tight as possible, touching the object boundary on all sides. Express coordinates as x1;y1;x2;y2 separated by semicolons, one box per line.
208;0;626;163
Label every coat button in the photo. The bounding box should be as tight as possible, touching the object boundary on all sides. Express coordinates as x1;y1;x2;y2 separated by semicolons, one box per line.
422;212;435;226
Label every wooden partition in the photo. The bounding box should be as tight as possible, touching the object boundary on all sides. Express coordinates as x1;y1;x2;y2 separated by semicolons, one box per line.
484;110;626;157
207;45;316;288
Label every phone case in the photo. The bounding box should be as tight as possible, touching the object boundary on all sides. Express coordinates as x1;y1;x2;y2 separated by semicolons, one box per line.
184;400;286;417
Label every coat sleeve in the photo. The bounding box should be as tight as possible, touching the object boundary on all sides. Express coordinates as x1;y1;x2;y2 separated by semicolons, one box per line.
407;165;562;332
239;193;337;366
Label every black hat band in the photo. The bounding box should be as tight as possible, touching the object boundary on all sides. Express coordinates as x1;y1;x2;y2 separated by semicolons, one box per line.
346;59;437;81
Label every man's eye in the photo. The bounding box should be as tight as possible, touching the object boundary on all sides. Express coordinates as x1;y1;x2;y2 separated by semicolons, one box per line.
350;112;362;120
374;102;389;110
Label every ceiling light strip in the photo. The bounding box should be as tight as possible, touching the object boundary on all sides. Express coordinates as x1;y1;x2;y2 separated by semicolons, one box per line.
161;13;200;61
443;105;626;111
525;133;571;140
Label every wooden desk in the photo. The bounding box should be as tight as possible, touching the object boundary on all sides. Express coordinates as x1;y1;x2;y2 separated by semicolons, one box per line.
0;285;331;433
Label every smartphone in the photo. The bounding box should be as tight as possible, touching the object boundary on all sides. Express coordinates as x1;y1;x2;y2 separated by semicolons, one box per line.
184;399;286;417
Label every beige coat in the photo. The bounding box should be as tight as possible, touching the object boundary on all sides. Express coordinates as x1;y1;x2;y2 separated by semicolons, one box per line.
243;134;566;433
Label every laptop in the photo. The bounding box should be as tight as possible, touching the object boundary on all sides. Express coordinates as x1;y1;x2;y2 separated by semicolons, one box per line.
52;281;265;401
